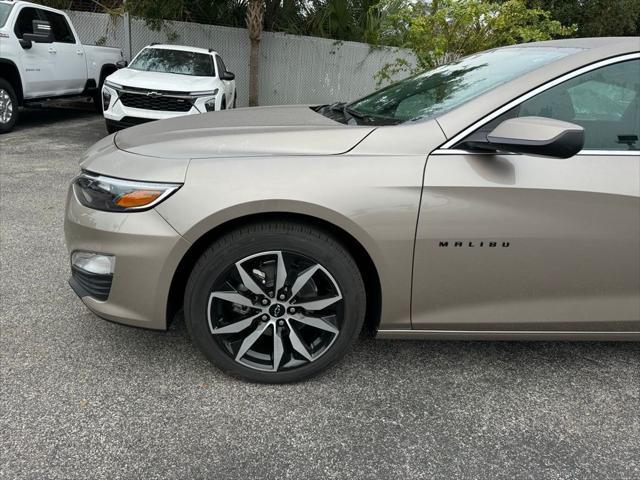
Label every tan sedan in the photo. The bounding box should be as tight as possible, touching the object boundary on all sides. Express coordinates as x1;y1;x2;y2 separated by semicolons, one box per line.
65;37;640;382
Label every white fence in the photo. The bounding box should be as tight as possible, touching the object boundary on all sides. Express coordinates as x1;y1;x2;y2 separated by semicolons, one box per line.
64;10;415;108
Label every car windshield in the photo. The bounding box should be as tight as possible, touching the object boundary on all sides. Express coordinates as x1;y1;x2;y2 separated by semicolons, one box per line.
338;46;582;125
0;3;13;28
129;48;215;77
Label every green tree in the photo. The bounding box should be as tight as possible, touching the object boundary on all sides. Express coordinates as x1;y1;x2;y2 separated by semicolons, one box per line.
375;0;575;85
521;0;640;37
303;0;387;41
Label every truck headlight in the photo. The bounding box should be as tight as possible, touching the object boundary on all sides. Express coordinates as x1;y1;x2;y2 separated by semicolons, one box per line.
72;172;181;212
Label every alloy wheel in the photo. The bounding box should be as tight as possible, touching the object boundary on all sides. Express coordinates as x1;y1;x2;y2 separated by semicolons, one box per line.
207;250;343;372
0;89;13;125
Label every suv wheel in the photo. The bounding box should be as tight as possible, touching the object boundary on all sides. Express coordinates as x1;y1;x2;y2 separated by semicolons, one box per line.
0;79;18;134
184;222;366;383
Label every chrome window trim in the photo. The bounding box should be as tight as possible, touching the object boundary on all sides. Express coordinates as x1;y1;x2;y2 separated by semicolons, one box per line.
440;52;640;150
430;149;640;156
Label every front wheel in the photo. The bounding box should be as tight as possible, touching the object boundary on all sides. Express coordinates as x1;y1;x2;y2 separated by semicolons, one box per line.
184;222;366;383
0;78;18;134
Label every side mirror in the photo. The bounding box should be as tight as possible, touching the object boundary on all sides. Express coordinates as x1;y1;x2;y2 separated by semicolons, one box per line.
116;60;128;69
22;20;54;44
485;116;584;158
221;71;235;81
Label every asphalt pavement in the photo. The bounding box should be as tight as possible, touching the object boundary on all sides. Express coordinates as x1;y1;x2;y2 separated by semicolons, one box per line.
1;105;639;480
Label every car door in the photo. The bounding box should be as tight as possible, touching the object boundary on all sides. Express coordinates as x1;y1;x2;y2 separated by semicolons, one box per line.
215;55;234;106
41;10;86;94
412;56;640;333
13;6;55;98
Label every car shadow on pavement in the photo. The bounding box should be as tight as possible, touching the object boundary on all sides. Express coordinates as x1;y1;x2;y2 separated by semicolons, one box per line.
14;102;101;133
99;312;637;386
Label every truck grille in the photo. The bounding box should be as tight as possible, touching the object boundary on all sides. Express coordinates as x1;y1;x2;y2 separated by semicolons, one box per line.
119;91;193;112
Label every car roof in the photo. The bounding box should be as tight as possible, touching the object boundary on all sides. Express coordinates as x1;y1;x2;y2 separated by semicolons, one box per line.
1;0;62;9
1;1;54;7
143;44;219;56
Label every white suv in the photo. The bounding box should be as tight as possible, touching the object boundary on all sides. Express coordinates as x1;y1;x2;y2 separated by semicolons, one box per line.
102;44;237;132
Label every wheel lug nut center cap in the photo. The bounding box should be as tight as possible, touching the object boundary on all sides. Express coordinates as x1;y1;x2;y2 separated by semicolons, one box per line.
269;303;285;318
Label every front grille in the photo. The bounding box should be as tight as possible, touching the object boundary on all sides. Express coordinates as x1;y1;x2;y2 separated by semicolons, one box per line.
119;92;193;112
70;266;113;301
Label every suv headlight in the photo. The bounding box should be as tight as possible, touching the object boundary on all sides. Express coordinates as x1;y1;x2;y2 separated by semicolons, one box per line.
73;172;181;212
204;89;220;112
102;88;111;111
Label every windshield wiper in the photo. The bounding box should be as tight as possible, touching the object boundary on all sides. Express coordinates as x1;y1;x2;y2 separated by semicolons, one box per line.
344;105;364;119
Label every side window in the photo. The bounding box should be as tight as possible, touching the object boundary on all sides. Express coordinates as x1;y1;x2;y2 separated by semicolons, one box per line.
216;56;227;76
42;11;75;43
518;59;639;150
14;7;39;38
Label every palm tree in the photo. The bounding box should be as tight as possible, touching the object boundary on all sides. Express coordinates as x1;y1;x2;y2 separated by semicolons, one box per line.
245;0;264;106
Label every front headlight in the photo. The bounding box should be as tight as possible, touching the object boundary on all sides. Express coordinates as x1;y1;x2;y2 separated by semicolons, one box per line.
102;88;111;111
73;172;181;212
204;89;220;112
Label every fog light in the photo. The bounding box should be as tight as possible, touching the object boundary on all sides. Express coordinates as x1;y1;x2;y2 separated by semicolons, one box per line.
71;251;115;275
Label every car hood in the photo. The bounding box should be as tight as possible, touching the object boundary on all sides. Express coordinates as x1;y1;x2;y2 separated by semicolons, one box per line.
107;68;215;92
114;105;375;159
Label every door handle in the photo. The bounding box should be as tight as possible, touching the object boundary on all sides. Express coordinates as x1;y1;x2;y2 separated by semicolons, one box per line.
76;49;84;55
48;47;56;54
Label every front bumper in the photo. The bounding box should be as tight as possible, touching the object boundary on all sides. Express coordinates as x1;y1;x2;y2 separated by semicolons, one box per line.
64;186;191;329
105;116;155;131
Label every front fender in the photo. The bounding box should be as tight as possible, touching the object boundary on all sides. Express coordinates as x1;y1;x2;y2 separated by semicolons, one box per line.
155;153;428;330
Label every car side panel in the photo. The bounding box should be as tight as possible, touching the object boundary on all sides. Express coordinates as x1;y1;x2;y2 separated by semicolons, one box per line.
411;152;640;331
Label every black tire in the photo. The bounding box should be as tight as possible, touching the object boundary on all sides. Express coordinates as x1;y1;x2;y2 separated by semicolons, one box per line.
232;93;237;109
93;70;113;113
221;97;227;110
184;221;366;383
105;121;118;134
0;78;19;134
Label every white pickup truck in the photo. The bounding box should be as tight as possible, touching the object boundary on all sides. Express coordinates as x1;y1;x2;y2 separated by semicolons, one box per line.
0;0;125;133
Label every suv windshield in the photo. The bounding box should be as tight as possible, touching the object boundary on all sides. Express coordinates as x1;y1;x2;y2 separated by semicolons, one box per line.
0;3;13;28
129;48;215;77
335;46;582;125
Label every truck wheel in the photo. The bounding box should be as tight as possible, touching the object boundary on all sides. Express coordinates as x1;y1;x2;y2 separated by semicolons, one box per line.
0;78;18;134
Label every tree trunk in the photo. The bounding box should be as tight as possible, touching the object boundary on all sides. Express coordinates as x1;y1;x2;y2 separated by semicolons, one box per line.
246;0;264;107
249;37;260;106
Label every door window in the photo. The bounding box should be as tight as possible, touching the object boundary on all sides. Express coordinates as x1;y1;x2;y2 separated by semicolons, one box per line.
14;7;39;38
518;59;639;150
42;11;75;43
